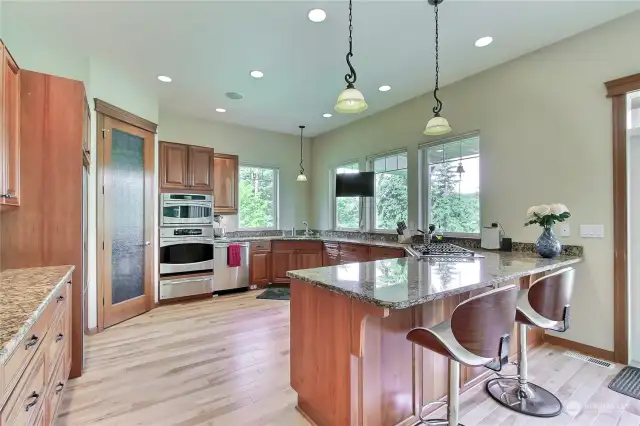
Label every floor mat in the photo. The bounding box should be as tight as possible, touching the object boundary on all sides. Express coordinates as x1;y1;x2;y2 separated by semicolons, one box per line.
256;286;290;301
608;366;640;400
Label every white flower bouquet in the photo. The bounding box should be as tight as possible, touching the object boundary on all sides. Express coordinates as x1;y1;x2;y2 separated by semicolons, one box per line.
525;204;571;229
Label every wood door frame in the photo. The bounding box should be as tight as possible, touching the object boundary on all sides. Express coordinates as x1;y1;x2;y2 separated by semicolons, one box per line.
605;73;640;364
96;102;157;332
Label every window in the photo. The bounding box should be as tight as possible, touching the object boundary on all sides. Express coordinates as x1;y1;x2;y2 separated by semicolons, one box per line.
370;151;408;231
334;162;360;229
238;166;278;229
422;134;480;234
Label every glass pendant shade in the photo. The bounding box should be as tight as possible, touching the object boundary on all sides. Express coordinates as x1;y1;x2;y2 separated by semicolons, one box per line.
296;173;308;182
456;163;465;174
335;87;368;114
424;115;451;136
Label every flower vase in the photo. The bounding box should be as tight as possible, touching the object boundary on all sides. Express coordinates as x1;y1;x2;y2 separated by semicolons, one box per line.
535;227;562;259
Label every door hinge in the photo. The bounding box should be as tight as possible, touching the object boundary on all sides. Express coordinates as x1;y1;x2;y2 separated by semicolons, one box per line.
102;185;104;194
102;129;106;138
102;241;105;250
103;297;105;306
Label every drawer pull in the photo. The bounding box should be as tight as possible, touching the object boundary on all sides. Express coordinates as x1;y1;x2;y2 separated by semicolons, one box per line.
56;333;64;342
57;295;65;303
24;335;39;350
24;391;39;412
55;382;64;394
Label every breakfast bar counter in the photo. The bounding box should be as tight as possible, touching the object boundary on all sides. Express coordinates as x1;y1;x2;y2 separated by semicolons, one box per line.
286;252;581;426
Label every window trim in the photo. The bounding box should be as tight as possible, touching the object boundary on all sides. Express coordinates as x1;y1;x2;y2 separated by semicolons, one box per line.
366;148;409;233
236;163;280;231
332;159;362;231
419;131;481;237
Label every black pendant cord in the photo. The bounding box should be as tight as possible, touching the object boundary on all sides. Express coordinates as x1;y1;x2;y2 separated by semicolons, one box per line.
432;2;443;116
344;0;357;88
299;125;305;176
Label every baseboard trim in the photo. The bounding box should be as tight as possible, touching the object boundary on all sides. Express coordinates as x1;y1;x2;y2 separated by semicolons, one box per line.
85;327;98;336
544;334;616;363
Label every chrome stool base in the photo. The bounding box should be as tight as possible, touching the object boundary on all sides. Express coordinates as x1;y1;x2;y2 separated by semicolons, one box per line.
485;378;562;418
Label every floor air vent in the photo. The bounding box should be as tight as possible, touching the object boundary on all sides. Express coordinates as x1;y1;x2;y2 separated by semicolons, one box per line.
564;351;615;369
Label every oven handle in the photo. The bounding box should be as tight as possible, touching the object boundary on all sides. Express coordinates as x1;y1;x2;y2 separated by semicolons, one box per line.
162;201;212;207
160;238;213;247
161;277;212;286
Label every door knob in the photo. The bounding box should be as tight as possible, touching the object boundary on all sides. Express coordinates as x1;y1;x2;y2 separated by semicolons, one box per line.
144;241;151;246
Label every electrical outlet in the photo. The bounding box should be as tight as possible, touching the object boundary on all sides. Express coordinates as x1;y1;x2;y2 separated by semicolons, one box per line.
560;223;570;237
580;224;604;238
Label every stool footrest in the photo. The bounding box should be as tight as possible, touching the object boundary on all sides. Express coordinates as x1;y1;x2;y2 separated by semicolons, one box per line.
485;378;562;418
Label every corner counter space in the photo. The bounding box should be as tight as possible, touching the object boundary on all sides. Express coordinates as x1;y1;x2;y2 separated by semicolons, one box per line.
1;265;75;426
287;252;582;426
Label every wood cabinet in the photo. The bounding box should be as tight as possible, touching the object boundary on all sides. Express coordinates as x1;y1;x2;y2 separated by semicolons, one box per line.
340;243;370;264
213;153;238;214
188;146;214;190
159;141;214;191
0;41;20;207
250;241;272;287
322;242;406;265
369;246;406;261
1;275;72;426
322;243;340;266
272;241;323;284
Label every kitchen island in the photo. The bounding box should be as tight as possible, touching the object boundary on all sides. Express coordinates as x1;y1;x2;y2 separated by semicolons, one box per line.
286;251;581;426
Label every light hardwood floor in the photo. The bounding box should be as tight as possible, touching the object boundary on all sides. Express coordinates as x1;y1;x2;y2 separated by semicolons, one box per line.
57;291;640;426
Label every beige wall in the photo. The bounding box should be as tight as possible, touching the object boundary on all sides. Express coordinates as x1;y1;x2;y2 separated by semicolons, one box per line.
311;11;640;351
158;110;313;232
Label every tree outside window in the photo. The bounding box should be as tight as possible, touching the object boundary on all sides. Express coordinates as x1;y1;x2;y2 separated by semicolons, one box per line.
335;162;360;229
426;136;480;234
372;152;408;230
239;166;278;229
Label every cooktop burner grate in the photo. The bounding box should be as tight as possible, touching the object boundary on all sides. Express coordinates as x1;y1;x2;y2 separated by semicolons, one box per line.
411;243;475;256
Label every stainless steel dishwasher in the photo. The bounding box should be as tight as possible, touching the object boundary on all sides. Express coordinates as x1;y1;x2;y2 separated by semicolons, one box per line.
214;241;250;291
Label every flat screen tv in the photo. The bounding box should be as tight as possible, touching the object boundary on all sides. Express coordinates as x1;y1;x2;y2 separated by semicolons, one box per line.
336;172;374;197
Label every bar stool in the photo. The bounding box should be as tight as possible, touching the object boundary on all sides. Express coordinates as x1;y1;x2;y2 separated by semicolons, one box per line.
407;285;519;426
485;267;575;417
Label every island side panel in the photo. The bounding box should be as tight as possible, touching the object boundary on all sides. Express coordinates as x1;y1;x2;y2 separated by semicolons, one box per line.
361;308;415;426
290;280;352;426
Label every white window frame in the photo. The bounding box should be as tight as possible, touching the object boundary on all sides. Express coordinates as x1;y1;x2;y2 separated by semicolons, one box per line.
332;160;362;231
366;148;409;233
237;164;280;231
419;131;481;237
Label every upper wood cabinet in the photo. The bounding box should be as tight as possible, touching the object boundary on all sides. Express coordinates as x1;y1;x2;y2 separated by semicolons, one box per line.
0;40;20;206
188;146;214;190
213;153;238;214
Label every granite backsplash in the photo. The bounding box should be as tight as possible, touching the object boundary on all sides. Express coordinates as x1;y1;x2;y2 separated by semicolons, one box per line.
225;229;583;257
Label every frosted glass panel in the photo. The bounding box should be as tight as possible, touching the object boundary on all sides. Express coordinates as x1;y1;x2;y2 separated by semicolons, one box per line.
110;129;145;304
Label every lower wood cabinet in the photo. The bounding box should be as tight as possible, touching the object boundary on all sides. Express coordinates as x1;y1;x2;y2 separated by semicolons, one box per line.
296;250;323;270
271;241;323;284
322;243;340;266
271;250;296;284
250;252;272;286
1;277;72;426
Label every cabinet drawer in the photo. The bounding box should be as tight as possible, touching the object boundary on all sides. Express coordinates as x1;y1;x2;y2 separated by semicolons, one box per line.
340;244;369;257
1;352;46;426
250;241;271;252
273;241;322;252
45;307;67;380
3;284;63;396
45;353;67;426
369;246;406;261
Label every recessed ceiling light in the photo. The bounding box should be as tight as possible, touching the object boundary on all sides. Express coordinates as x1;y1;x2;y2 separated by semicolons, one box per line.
216;108;226;113
323;113;332;118
157;75;172;83
308;9;326;23
250;70;264;79
378;85;391;92
475;36;493;47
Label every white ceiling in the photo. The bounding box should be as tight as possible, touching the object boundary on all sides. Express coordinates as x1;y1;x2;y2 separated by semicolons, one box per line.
4;1;640;137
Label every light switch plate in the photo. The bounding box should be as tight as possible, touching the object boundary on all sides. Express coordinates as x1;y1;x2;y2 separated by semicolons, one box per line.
560;223;570;237
580;224;604;238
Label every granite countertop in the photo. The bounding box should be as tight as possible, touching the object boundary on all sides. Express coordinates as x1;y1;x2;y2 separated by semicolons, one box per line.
286;251;582;309
221;235;411;251
0;265;75;364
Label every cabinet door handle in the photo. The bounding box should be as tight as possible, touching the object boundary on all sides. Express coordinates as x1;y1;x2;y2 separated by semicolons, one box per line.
55;382;64;394
0;193;14;199
24;335;39;350
56;333;64;342
57;295;65;303
67;280;72;285
24;391;39;411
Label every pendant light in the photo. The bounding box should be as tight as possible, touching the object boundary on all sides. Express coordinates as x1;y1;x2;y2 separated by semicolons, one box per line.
334;0;368;114
296;125;308;182
424;0;452;136
456;139;465;174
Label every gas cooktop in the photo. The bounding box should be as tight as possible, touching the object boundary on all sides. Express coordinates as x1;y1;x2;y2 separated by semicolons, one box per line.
410;242;476;257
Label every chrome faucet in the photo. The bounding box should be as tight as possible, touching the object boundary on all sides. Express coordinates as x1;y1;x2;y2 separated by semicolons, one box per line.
291;226;296;237
303;221;311;236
